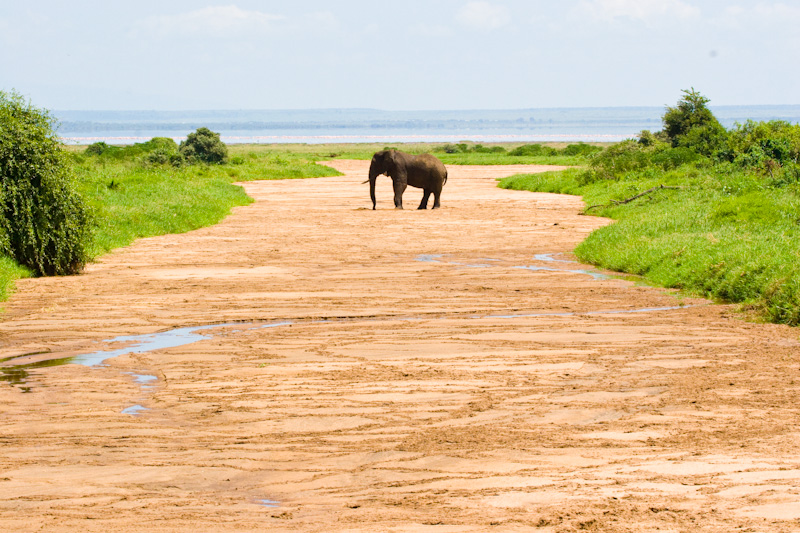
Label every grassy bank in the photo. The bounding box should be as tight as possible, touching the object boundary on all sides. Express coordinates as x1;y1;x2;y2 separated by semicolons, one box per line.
500;161;800;326
74;149;342;257
501;90;800;327
0;146;340;299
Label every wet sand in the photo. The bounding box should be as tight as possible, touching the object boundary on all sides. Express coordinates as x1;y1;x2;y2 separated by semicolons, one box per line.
1;160;799;532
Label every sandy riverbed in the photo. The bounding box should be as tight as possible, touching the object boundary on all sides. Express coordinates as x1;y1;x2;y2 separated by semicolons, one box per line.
1;160;799;532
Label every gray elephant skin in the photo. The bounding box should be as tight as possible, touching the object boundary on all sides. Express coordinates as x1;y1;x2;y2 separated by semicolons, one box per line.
367;150;448;210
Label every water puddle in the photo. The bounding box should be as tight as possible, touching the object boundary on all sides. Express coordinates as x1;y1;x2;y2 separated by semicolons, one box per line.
121;404;148;415
1;321;292;392
72;324;244;367
1;355;77;393
533;253;576;263
1;304;700;393
416;253;608;278
125;372;158;390
515;265;609;280
257;499;280;508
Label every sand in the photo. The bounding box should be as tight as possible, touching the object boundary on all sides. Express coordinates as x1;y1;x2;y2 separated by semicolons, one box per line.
1;160;799;532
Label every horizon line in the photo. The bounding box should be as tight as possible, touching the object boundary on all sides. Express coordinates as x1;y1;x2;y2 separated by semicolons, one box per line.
52;104;800;114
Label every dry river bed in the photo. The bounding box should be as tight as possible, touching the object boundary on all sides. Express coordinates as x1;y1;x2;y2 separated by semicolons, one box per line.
1;160;800;532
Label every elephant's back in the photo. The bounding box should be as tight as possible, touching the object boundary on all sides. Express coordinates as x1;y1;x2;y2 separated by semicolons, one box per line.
413;153;447;173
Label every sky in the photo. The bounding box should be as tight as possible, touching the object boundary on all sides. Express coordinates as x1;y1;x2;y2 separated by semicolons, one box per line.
1;0;799;111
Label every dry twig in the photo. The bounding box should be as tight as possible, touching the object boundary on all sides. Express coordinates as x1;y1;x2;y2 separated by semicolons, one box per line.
583;184;682;213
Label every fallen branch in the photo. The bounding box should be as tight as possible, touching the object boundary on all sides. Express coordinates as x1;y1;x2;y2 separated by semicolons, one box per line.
583;184;682;213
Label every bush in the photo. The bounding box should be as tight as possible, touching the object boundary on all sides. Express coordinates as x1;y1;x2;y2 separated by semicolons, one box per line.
562;143;603;156
179;127;228;164
140;137;183;167
439;143;470;153
141;137;179;152
86;136;183;164
0;91;92;276
508;144;558;157
662;88;727;156
472;144;507;153
589;140;702;179
85;141;110;156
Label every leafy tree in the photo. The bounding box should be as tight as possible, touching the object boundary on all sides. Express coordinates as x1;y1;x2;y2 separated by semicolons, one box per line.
85;141;110;156
179;127;228;164
0;91;92;275
662;88;727;156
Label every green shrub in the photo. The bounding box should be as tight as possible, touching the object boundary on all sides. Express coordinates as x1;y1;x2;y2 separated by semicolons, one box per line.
562;143;603;156
589;140;703;179
0;91;92;276
141;137;179;152
179;127;228;164
85;141;110;156
662;88;726;154
143;149;184;167
472;144;507;153
439;143;470;154
509;144;558;157
139;137;182;167
85;137;181;162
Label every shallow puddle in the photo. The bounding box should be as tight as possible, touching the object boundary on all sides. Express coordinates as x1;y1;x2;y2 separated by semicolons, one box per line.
257;499;280;508
2;321;292;392
121;404;148;415
125;372;158;389
72;324;244;367
1;304;698;393
417;252;608;278
416;254;444;263
515;264;608;280
1;355;76;393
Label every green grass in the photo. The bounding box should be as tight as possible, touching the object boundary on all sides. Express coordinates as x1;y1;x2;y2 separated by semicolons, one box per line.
500;165;800;326
227;142;607;166
0;147;341;298
73;150;341;257
0;256;31;302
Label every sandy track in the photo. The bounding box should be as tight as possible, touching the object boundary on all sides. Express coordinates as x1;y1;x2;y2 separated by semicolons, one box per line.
1;160;799;532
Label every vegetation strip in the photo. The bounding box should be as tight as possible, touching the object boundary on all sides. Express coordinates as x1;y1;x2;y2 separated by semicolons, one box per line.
500;89;800;326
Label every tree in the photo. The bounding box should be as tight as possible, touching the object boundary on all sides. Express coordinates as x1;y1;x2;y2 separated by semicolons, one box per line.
662;88;727;156
0;91;92;275
179;127;228;164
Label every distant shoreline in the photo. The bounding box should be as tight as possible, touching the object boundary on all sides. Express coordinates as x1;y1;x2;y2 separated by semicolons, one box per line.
55;105;800;145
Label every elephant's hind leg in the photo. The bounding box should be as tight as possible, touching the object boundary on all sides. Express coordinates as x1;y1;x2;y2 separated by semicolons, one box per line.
432;189;442;209
418;190;431;209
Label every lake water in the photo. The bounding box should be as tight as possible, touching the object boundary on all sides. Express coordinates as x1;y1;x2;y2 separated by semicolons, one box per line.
54;106;800;145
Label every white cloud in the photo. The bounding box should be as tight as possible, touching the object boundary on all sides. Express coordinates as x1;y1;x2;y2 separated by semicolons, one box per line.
138;5;284;38
457;1;511;31
579;0;700;22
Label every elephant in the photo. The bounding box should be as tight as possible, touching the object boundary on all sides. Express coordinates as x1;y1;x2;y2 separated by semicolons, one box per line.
367;149;448;210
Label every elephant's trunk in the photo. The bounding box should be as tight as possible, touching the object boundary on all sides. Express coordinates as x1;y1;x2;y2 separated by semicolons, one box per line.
368;159;380;210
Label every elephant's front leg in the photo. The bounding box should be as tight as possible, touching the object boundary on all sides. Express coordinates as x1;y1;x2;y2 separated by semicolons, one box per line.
418;190;431;209
393;179;407;209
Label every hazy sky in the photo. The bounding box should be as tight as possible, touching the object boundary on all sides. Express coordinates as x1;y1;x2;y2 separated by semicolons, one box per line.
2;1;798;110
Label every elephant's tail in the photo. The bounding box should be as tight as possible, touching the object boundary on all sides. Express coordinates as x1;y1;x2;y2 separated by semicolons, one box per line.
443;168;448;185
